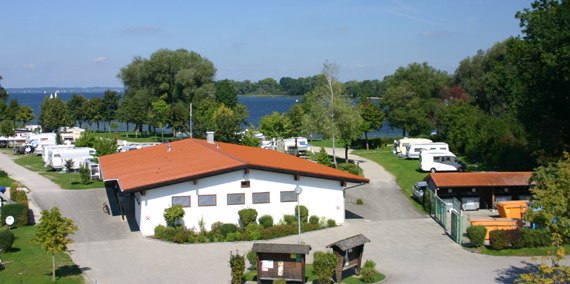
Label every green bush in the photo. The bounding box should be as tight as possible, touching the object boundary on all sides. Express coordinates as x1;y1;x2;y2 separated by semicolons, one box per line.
229;250;245;284
0;170;7;177
466;226;487;247
283;214;296;225
327;219;336;227
225;231;242;242
238;208;258;228
313;251;337;283
315;147;332;166
154;225;188;242
489;230;511;250
422;190;432;212
1;203;29;226
79;165;91;184
220;223;238;237
261;225;297;240
356;198;364;205
522;228;551;248
258;215;274;228
309;215;320;225
163;205;185;227
0;228;15;253
173;229;193;243
154;224;167;238
361;267;377;283
244;223;262;241
247;250;257;270
510;229;524;249
363;259;376;269
294;205;309;223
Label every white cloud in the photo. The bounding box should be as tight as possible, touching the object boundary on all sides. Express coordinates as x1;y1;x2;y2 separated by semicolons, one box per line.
23;63;37;69
93;56;108;63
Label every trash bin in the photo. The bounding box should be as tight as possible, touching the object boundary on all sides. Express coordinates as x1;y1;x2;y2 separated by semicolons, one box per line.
496;200;528;219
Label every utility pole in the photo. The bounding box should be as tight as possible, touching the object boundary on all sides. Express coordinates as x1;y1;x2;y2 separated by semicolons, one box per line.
189;102;193;138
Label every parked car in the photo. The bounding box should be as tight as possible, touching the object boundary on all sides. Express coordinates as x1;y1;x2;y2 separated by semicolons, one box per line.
412;181;428;201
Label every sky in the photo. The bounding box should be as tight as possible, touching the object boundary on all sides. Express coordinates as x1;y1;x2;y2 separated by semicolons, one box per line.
1;0;533;88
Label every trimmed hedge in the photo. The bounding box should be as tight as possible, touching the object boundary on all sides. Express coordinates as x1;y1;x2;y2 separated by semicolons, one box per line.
238;208;258;228
220;223;238;237
1;203;29;226
309;215;319;225
522;229;551;248
258;215;274;228
488;228;553;250
466;226;487;247
0;228;15;253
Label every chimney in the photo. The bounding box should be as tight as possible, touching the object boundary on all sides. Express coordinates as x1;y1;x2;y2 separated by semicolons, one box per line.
206;131;215;144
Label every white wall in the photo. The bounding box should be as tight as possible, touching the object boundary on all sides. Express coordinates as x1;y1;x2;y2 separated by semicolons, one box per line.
136;169;345;236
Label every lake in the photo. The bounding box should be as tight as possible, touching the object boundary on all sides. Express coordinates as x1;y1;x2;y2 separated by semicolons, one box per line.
7;88;401;138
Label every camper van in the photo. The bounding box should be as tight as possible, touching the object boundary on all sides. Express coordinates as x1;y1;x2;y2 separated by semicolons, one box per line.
277;137;311;156
46;147;96;170
84;159;101;180
393;137;432;157
27;133;57;155
406;142;449;159
420;150;466;173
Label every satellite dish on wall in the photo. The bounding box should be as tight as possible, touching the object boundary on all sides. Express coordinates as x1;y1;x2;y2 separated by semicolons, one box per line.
5;216;14;226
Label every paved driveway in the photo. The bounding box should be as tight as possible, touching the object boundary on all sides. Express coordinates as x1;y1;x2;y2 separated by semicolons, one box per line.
0;151;553;284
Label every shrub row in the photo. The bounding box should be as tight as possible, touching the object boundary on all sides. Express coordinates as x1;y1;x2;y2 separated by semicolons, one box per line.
1;184;29;226
489;228;551;250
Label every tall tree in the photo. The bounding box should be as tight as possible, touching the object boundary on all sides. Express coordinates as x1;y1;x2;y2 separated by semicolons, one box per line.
33;207;78;282
66;94;89;128
337;103;364;161
213;104;248;143
101;90;121;132
147;95;171;140
6;99;20;127
358;98;385;150
259;112;291;139
507;0;570;163
215;79;238;108
16;105;35;127
0;120;15;137
0;75;8;102
86;97;104;131
39;97;73;132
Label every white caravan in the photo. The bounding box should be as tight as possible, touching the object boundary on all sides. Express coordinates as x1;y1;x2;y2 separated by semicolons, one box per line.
84;159;101;180
393;137;432;156
276;137;311;156
42;144;75;163
27;133;57;155
419;150;466;173
406;142;449;159
46;147;96;170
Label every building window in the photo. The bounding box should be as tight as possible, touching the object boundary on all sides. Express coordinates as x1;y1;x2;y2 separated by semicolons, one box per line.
241;180;251;188
227;193;245;205
198;195;217;206
280;191;297;202
252;192;270;204
172;196;191;207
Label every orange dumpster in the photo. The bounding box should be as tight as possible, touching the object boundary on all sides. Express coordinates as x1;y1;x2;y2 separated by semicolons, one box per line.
496;200;528;219
469;218;523;240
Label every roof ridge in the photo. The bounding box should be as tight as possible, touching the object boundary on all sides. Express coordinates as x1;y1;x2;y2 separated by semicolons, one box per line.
192;139;250;166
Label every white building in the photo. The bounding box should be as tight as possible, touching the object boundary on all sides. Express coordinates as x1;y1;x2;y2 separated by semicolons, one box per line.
99;135;368;237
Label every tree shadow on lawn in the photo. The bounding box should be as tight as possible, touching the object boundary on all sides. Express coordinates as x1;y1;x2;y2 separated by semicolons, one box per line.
495;263;535;284
48;265;85;280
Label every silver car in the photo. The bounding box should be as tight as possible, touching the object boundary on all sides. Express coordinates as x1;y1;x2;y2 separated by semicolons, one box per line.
412;181;428;201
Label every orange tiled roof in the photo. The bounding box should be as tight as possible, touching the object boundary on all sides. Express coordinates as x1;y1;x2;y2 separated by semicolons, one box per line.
99;138;369;192
428;172;532;188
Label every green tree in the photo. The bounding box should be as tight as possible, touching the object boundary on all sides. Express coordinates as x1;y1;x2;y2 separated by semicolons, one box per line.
259;112;291;139
148;95;171;140
117;91;152;133
163;205;185;227
101;90;121;132
526;152;570;243
337;103;364;161
382;62;451;136
358;98;385;150
0;75;8;102
39;97;73;132
0;119;15;137
6;99;20;127
33;207;78;282
507;0;570;163
215;79;238;108
16;105;35;127
312;251;337;283
67;94;89;128
212;104;247;143
86;97;104;131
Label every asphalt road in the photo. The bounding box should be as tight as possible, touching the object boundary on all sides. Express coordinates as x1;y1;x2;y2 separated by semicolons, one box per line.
0;150;559;284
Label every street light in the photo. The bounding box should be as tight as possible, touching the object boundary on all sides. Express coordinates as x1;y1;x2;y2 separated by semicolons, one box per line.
295;184;303;244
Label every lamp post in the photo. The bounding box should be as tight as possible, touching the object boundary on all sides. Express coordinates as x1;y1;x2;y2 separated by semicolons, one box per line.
295;185;303;244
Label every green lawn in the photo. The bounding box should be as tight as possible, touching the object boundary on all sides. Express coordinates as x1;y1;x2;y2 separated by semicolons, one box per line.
12;155;103;190
0;170;15;189
353;148;429;212
0;226;83;283
478;244;570;257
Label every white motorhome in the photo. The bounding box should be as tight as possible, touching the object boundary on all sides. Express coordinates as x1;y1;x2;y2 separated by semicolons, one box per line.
85;159;101;180
420;150;466;173
42;144;75;163
406;142;449;159
27;133;57;155
276;137;311;156
46;147;96;170
393;137;432;156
